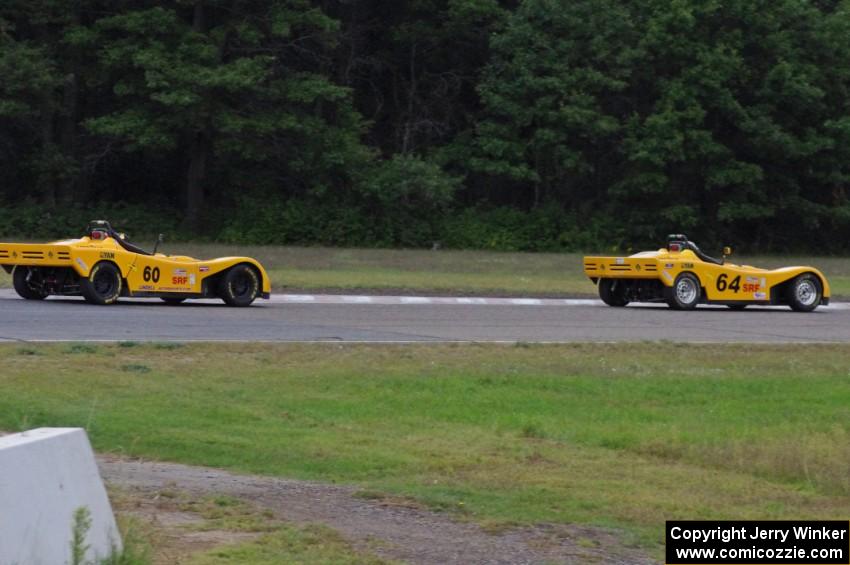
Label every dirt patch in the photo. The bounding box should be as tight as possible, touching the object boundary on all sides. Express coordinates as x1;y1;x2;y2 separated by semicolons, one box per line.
99;455;657;565
111;487;265;564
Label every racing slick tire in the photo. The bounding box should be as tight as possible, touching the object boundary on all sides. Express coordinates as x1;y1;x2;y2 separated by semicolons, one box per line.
598;278;629;307
161;297;186;305
12;266;48;300
788;273;822;312
666;272;701;310
81;261;122;305
218;264;260;307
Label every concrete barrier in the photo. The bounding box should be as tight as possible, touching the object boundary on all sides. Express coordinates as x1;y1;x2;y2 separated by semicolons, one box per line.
0;428;121;565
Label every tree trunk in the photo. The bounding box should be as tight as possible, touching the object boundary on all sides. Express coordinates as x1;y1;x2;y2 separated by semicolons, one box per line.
59;72;79;205
182;1;208;230
184;132;209;230
38;96;57;209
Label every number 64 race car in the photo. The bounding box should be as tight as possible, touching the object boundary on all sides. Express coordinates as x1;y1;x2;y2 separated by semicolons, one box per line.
1;220;271;306
583;234;830;312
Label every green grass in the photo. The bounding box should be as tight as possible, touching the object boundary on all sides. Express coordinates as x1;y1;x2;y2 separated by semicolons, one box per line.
1;343;849;553
2;244;850;296
167;244;591;296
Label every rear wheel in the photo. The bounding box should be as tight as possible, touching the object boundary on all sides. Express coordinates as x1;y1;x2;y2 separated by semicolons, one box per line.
218;264;260;307
666;272;701;310
80;262;122;305
13;266;48;300
598;278;629;307
788;273;822;312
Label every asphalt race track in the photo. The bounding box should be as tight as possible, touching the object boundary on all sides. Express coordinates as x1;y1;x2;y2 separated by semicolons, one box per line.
2;289;849;343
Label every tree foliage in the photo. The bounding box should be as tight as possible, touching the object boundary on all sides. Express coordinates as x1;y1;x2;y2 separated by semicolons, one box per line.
1;0;850;251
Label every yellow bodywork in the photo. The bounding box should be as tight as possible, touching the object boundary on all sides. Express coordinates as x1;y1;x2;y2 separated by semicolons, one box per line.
584;248;830;305
0;236;271;299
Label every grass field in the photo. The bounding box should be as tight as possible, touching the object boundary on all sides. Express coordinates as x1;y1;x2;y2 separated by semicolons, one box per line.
2;342;849;555
3;243;850;297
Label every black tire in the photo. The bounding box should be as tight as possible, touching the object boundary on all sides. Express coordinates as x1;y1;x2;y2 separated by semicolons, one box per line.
218;264;260;307
161;297;186;305
666;272;701;310
727;304;747;310
788;273;822;312
598;278;629;307
80;261;122;305
12;266;48;300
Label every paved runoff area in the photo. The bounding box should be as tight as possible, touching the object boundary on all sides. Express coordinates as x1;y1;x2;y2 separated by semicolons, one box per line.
1;289;849;343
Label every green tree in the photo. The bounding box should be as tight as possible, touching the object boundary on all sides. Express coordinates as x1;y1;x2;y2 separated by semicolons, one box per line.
82;1;370;228
0;1;92;207
475;0;850;250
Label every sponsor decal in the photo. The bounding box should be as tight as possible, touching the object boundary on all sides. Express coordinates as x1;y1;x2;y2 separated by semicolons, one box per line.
100;251;115;259
746;276;759;283
615;258;625;265
743;283;760;293
665;263;674;269
635;264;642;271
172;276;189;285
682;262;694;269
754;291;767;299
138;284;154;291
199;265;210;272
76;257;88;271
189;274;196;285
760;277;766;287
173;268;188;276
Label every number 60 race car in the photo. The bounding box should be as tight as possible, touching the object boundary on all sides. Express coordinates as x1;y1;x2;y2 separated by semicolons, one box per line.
583;234;830;312
1;221;271;306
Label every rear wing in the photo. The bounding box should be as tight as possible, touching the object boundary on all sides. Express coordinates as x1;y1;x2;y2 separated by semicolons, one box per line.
0;243;74;271
583;256;661;279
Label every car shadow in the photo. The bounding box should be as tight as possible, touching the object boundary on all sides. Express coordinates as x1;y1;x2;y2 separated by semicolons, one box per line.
624;304;830;314
38;297;265;308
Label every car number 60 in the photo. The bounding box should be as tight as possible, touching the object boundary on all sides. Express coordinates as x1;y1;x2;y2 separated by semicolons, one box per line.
143;266;161;283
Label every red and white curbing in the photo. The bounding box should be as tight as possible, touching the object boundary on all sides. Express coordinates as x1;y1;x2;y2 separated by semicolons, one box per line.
274;294;600;306
272;294;849;309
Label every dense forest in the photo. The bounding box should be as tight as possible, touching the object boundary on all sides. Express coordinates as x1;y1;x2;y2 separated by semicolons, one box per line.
2;0;850;252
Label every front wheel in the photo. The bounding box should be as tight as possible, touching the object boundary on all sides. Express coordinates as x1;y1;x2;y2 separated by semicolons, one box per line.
666;272;701;310
788;273;822;312
13;266;48;300
80;262;122;305
218;264;260;307
598;278;629;307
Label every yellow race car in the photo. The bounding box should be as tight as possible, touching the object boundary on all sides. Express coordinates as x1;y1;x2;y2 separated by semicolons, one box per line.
584;234;830;312
1;220;271;306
